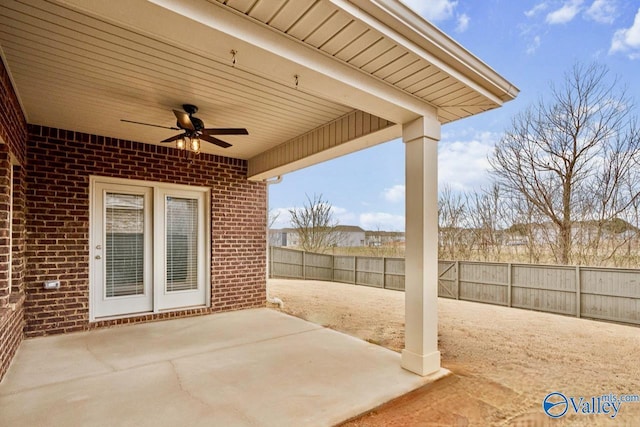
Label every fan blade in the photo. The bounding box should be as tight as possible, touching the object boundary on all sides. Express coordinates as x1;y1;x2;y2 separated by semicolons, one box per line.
121;119;179;130
173;109;195;130
202;128;249;135
161;133;186;143
201;134;232;148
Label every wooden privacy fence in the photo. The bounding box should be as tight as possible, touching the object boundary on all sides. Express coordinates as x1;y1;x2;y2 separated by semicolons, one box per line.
269;247;405;290
269;247;640;326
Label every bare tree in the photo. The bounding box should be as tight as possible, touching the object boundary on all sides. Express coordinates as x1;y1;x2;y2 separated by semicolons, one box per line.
268;209;280;229
467;184;507;261
505;196;545;263
288;193;340;252
490;62;640;264
438;185;471;260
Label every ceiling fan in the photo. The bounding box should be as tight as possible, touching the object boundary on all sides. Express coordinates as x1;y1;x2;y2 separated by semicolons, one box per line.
121;104;248;152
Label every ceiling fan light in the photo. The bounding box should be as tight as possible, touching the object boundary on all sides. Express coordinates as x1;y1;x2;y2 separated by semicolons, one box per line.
176;137;187;150
190;137;201;154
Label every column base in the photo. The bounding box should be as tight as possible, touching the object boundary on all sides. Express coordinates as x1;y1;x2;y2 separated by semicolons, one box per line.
401;349;441;376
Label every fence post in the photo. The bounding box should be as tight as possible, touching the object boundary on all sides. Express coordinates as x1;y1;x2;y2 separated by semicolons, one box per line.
455;260;460;300
331;253;335;282
383;257;387;289
302;251;306;280
353;256;357;284
507;263;512;307
576;265;581;318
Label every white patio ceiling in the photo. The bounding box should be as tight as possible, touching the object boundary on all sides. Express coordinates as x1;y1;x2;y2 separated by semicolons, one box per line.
0;0;518;177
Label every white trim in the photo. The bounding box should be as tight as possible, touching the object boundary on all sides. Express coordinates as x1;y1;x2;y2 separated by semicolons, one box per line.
8;161;13;295
90;175;209;194
154;187;208;311
91;182;153;318
89;176;211;321
339;0;520;102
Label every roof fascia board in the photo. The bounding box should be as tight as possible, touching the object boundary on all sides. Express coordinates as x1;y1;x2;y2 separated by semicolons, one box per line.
337;0;519;103
54;0;435;123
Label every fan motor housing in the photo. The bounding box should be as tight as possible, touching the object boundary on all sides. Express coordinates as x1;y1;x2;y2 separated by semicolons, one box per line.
182;104;198;115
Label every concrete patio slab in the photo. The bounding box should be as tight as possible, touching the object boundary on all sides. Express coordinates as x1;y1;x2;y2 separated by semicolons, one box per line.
0;308;446;426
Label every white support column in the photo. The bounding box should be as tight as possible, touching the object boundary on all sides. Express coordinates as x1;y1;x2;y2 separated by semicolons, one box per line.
401;115;441;376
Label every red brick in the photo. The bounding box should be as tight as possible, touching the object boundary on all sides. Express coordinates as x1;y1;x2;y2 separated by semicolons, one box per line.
24;123;267;337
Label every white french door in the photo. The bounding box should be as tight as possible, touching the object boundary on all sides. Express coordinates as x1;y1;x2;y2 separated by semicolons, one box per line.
155;188;207;311
91;178;209;319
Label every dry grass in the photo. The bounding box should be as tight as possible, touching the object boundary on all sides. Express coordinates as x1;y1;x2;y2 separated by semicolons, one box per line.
269;279;640;426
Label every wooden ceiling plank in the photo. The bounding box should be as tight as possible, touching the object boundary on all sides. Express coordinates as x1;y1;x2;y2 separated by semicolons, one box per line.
3;0;352;114
414;79;461;99
394;67;440;91
380;59;429;85
373;54;420;81
333;29;382;62
269;0;317;33
319;20;365;55
427;84;469;104
359;45;407;75
216;0;259;14
0;24;348;122
247;0;288;23
14;77;309;148
5;51;335;135
303;10;353;48
404;73;450;95
435;89;482;106
347;37;397;69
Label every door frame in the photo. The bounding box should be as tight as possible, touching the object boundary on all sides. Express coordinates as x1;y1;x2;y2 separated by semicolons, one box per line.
91;181;154;318
89;176;211;321
154;187;208;311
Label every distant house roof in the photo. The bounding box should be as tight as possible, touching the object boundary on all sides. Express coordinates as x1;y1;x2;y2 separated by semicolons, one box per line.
270;225;365;233
334;225;365;232
365;230;405;237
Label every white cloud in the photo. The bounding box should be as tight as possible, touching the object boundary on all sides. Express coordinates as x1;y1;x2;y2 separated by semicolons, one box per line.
610;8;640;58
527;35;542;54
438;131;498;192
271;205;357;228
546;0;584;24
269;207;292;229
382;185;405;203
585;0;616;24
359;212;405;231
525;2;550;17
401;0;458;22
456;13;470;32
331;206;357;225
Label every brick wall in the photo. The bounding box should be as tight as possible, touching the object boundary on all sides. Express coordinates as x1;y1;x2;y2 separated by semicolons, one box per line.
25;125;267;336
0;56;27;381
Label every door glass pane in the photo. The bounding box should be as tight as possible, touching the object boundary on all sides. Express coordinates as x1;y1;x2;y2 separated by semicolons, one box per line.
105;193;145;297
166;196;198;292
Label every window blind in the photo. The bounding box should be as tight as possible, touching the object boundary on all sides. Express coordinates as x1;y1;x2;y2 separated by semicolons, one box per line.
166;196;198;292
105;193;145;297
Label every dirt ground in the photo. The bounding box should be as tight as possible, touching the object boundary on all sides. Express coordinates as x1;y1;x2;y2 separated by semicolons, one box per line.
268;279;640;426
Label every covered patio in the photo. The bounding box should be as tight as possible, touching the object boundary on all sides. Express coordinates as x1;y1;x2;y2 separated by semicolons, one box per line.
0;0;517;396
0;308;444;426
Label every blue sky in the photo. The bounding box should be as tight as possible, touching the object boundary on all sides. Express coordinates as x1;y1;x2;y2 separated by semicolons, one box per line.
269;0;640;231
